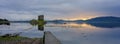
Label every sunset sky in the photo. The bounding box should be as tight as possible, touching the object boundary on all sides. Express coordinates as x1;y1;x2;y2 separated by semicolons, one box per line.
0;0;120;21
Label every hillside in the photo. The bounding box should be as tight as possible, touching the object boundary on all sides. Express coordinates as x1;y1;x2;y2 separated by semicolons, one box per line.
86;16;120;23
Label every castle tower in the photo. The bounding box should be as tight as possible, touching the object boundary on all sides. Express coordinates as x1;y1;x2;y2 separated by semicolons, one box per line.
38;15;44;20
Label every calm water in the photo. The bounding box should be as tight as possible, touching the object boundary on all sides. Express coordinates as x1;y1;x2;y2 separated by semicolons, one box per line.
0;23;120;44
0;23;43;38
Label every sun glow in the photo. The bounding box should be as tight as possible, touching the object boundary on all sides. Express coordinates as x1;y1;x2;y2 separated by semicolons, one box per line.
81;18;88;20
76;18;89;20
64;17;91;21
64;11;105;21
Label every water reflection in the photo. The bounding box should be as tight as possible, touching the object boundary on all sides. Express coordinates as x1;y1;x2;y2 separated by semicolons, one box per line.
46;22;120;28
87;23;120;28
38;25;44;31
45;22;120;44
30;22;44;31
0;23;44;38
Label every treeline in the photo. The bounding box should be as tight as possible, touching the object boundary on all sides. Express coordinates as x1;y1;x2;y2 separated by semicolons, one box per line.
0;19;10;25
30;19;46;26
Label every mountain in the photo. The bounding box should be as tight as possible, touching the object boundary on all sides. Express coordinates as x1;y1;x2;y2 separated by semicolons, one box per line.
86;16;120;23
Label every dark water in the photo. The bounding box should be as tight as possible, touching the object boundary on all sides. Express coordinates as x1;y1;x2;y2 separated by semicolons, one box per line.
0;23;120;44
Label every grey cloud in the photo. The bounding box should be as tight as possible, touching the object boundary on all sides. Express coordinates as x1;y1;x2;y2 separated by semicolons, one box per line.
0;0;120;20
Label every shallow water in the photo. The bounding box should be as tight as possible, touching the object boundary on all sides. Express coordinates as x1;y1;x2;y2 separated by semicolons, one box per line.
0;23;120;44
0;23;43;38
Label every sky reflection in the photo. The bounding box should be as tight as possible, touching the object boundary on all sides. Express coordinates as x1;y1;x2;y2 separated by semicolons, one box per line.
45;23;120;44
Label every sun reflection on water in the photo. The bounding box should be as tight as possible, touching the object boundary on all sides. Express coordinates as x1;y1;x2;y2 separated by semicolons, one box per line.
45;23;98;29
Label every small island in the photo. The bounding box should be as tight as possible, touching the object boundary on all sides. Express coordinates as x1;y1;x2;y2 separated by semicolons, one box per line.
0;18;10;25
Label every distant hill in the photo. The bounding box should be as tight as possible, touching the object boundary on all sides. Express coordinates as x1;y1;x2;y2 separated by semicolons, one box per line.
75;20;85;23
86;16;120;23
46;16;120;24
46;20;66;24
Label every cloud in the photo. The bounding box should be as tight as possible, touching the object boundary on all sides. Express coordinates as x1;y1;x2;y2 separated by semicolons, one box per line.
0;0;120;20
0;12;37;21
